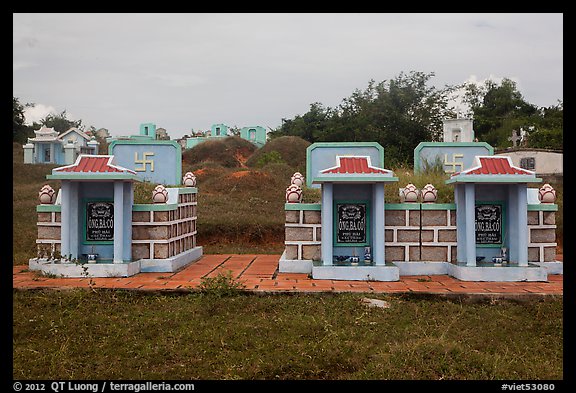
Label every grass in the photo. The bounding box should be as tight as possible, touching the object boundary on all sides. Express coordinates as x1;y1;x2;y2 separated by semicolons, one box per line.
386;163;454;203
12;289;563;380
12;143;60;265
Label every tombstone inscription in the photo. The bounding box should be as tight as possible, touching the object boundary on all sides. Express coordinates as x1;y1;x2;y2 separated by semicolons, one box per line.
335;202;368;245
474;204;502;245
86;201;114;242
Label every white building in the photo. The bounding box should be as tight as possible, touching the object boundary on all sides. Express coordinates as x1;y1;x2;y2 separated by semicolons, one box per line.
23;126;99;165
495;148;563;176
442;118;475;143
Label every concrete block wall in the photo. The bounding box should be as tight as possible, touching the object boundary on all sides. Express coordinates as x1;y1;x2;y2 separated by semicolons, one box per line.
132;189;198;260
527;208;557;262
34;188;199;262
384;204;457;263
284;203;557;264
36;208;62;257
284;206;322;261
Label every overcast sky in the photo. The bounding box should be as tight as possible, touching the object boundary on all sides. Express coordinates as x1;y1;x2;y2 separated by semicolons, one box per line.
13;13;563;140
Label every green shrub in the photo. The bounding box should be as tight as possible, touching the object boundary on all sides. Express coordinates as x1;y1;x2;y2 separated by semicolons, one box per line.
197;270;246;297
133;181;158;204
421;155;446;175
246;136;310;168
387;163;453;203
255;151;284;167
301;186;321;203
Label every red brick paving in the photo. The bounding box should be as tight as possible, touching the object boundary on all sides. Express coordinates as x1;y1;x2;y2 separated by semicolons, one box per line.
12;255;563;297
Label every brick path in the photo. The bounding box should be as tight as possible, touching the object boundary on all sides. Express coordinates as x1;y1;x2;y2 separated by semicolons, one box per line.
13;254;563;298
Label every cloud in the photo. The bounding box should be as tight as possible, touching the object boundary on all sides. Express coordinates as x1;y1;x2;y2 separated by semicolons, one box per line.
13;61;36;72
464;74;507;86
24;104;57;125
143;72;207;88
13;36;39;48
12;13;562;139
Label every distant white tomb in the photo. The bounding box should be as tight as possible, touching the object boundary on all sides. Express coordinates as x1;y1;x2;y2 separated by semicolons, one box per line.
442;118;475;143
414;118;493;174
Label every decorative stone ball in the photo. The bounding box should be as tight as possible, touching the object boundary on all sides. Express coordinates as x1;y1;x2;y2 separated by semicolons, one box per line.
285;184;303;203
152;185;169;204
183;172;197;187
421;183;438;203
401;183;420;203
538;183;556;204
290;172;305;187
39;184;55;204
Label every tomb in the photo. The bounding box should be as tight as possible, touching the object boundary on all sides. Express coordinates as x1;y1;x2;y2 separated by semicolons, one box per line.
182;123;268;149
283;142;400;281
414;118;493;174
280;142;560;282
184;123;231;149
239;126;267;147
497;128;563;177
29;153;202;278
442;118;475;143
23;126;99;165
445;156;550;281
107;123;182;185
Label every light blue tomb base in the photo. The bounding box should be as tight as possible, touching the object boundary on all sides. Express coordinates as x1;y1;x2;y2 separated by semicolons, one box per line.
29;258;142;278
279;250;559;282
29;246;203;278
312;261;400;281
139;246;203;273
448;262;547;282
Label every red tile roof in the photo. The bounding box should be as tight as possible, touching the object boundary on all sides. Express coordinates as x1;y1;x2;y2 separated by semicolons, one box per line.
453;156;533;177
54;155;136;174
321;156;390;175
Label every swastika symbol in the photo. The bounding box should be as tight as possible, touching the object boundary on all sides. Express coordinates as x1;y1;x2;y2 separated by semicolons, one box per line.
134;152;155;172
444;153;464;173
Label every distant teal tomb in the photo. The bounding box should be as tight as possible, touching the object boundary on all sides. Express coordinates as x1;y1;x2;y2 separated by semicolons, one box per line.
108;123;182;186
414;118;493;173
239;126;267;147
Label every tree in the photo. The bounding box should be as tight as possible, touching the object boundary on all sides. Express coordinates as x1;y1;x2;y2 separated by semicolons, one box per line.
39;110;83;133
461;79;562;149
229;125;241;137
13;97;34;144
526;101;563;150
271;71;457;166
461;78;539;147
527;127;563;150
269;102;333;142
